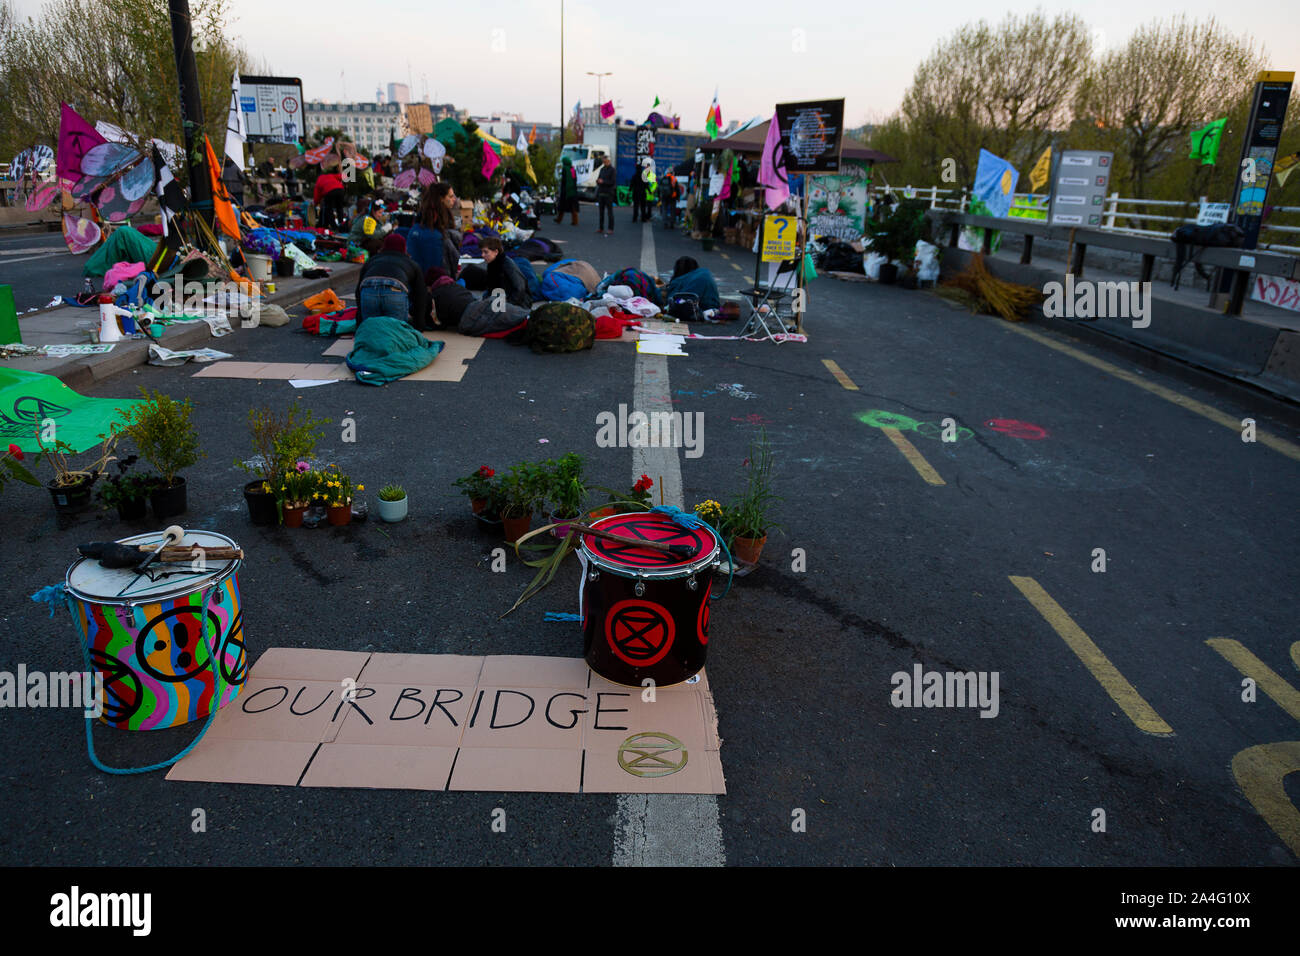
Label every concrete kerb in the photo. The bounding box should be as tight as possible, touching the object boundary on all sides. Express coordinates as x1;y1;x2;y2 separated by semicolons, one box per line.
19;263;360;388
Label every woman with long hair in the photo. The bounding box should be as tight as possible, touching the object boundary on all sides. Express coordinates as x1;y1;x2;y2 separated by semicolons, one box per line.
408;182;463;278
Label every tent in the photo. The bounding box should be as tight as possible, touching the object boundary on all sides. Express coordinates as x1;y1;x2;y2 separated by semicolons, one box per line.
433;118;468;146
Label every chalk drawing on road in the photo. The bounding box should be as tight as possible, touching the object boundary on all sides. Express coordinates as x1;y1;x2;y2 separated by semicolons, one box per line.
716;383;756;400
856;409;974;442
986;418;1051;440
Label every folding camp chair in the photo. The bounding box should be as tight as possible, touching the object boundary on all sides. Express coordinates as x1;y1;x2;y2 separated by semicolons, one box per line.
738;258;798;341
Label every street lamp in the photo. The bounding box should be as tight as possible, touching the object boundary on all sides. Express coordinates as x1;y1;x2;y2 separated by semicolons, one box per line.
587;71;612;115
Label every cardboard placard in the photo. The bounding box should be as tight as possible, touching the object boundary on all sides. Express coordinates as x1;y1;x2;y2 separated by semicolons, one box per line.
166;649;725;794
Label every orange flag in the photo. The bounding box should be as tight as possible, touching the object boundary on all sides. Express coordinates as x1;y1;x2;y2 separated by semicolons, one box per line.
528;124;537;145
204;135;241;240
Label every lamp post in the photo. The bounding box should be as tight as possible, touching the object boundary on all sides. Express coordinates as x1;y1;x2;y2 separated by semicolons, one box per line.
559;0;564;144
587;71;612;116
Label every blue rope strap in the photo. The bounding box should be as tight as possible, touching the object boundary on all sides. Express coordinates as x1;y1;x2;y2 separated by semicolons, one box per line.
649;505;733;601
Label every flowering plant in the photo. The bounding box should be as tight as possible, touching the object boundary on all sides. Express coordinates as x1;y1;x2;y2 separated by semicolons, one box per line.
693;499;724;527
453;465;496;501
0;442;42;496
317;464;361;508
278;462;319;509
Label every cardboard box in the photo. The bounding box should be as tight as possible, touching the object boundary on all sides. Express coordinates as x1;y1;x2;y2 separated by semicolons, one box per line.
459;199;474;231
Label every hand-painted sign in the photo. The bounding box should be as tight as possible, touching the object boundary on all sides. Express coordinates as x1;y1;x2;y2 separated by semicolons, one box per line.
762;215;797;262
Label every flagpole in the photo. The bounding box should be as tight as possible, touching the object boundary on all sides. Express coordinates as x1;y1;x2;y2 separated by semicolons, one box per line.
559;0;565;146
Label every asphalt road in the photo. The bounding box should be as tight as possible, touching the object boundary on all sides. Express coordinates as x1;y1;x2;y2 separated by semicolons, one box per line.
0;230;83;312
2;206;1299;867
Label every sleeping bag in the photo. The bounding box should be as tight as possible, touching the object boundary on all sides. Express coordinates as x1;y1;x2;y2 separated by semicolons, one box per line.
540;263;588;301
345;315;444;385
663;267;721;311
595;268;663;307
459;298;531;336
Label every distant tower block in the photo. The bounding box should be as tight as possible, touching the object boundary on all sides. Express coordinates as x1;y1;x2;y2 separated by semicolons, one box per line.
387;82;411;106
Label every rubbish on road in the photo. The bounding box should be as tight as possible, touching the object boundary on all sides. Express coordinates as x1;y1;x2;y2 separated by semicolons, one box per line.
45;296;65;308
165;647;725;793
43;343;116;357
636;335;688;356
146;344;233;366
288;379;339;388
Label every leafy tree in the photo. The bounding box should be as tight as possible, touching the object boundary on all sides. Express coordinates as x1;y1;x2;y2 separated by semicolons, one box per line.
1073;15;1263;199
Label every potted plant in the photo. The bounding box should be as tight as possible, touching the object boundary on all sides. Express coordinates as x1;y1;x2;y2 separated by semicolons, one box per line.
453;465;497;517
36;431;119;515
319;464;361;526
277;462;318;527
721;428;783;566
544;453;585;537
376;483;408;523
0;442;42;498
498;462;545;544
115;388;202;518
237;400;327;526
95;454;155;521
603;473;654;514
868;200;927;286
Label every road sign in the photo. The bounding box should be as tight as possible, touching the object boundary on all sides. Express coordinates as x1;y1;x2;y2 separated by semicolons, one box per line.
239;75;304;145
1048;150;1113;227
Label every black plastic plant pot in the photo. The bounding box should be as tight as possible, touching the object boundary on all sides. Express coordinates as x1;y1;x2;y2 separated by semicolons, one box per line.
275;257;295;277
116;496;149;522
878;262;899;285
48;477;94;515
243;480;278;526
150;477;188;519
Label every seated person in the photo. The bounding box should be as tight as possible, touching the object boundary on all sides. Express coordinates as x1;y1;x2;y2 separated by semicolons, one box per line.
663;255;721;311
459;235;532;308
355;233;430;330
348;197;389;254
428;268;474;330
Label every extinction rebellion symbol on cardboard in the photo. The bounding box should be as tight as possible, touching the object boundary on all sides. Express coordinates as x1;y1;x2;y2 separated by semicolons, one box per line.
606;599;676;666
618;732;690;777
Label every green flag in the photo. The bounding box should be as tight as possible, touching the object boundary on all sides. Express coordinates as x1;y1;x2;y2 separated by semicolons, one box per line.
653;96;660;108
1189;118;1227;165
0;368;141;454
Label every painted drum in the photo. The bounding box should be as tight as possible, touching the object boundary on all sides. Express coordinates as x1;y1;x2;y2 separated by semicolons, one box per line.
579;512;719;687
65;530;248;730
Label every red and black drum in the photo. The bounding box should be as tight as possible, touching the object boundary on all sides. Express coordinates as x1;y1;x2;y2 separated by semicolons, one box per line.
579;511;720;687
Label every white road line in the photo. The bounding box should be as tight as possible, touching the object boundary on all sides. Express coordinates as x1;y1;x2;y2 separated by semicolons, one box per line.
0;252;71;265
613;222;725;868
0;246;67;256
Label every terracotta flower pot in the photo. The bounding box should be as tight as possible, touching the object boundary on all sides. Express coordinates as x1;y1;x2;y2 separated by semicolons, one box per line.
587;506;616;521
327;503;351;526
471;497;488;515
501;512;532;544
282;505;306;528
732;534;767;566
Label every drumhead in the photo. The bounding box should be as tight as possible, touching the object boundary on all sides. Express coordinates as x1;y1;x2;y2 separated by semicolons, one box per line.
580;512;719;579
66;530;240;603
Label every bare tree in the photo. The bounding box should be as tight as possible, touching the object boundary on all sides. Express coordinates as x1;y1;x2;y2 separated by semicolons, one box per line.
901;9;1094;183
1073;15;1263;198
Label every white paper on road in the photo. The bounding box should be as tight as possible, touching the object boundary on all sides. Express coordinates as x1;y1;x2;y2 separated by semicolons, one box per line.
147;344;234;366
175;310;235;336
42;343;116;356
636;334;688;356
288;379;339;388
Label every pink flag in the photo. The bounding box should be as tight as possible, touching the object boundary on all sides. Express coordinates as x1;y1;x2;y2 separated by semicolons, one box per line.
57;102;107;186
481;140;500;179
600;100;615;120
758;112;789;210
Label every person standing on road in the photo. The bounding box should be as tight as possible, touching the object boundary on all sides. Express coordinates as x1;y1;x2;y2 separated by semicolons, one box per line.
630;157;647;223
659;171;679;229
596;155;616;235
555;157;579;226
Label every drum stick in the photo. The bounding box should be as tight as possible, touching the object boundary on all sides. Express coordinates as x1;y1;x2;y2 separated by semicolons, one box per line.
133;525;185;574
570;522;695;558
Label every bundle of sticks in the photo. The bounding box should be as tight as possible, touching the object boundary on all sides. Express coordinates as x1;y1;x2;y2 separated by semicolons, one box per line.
940;253;1044;322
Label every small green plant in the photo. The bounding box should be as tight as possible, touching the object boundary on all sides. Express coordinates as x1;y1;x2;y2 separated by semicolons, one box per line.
278;463;320;509
544;453;586;518
868;199;927;265
601;473;653;512
723;427;783;541
378;484;406;502
318;464;361;508
96;472;156;509
498;462;547;519
116;389;201;486
237;399;328;486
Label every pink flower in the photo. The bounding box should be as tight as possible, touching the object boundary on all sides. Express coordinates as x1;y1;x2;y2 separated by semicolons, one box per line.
296;461;309;472
7;443;23;461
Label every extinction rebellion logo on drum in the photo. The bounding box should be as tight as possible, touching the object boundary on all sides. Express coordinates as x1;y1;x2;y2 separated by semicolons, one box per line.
595;405;704;459
0;665;103;718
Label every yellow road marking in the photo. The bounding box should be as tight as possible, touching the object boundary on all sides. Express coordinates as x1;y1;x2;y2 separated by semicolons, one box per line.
822;358;858;390
720;252;730;259
1231;743;1300;858
1008;576;1174;735
1002;323;1300;462
880;427;945;485
730;262;744;271
1207;638;1300;721
1291;641;1300;674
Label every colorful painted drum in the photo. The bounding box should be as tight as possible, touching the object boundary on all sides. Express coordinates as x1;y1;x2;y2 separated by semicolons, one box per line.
65;530;248;730
579;512;720;687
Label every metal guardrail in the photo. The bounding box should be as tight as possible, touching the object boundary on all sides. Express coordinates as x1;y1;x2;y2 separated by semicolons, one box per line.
926;209;1300;316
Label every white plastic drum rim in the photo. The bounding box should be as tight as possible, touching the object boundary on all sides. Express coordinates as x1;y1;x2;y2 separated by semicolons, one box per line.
579;513;720;581
65;530;241;605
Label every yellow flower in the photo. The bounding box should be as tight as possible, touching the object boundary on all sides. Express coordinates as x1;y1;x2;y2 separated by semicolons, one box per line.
357;484;364;491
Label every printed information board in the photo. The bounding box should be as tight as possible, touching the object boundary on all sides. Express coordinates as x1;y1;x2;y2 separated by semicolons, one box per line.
1048;150;1113;227
239;75;304;145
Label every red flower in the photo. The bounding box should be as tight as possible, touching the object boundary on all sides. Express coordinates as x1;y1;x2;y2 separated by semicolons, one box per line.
478;466;495;478
633;475;653;493
7;443;22;461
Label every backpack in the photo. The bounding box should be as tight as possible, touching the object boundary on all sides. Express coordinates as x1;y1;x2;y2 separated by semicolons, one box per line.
666;292;701;322
540;264;589;302
527;302;595;353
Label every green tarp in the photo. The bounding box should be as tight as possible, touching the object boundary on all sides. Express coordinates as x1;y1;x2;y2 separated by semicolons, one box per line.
83;225;154;279
0;368;141;453
434;118;467;146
